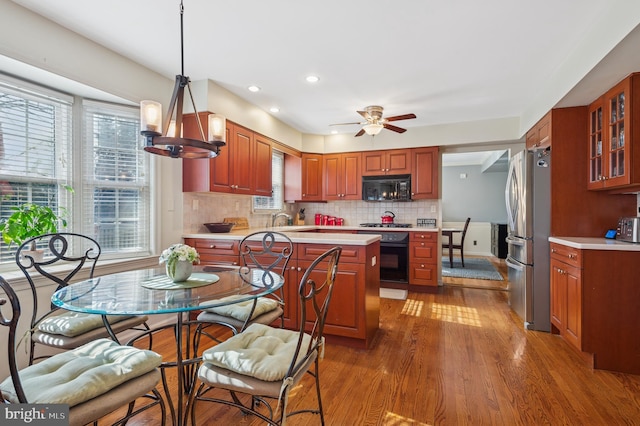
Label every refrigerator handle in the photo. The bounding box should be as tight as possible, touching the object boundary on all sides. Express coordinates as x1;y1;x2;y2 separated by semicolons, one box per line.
505;236;525;246
505;160;516;231
505;257;525;271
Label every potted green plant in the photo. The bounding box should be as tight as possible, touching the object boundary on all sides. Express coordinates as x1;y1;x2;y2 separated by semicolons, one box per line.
0;186;73;257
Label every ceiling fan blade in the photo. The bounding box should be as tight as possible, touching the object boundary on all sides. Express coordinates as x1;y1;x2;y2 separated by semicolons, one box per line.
355;128;366;137
329;122;363;126
385;113;416;122
383;123;407;133
357;110;371;121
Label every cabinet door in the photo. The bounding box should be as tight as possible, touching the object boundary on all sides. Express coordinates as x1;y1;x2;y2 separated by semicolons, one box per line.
386;149;412;175
230;124;253;194
362;151;386;175
322;154;341;200
526;112;551;151
362;149;411;176
411;147;439;199
253;134;273;196
587;98;605;189
603;78;630;188
341;152;362;200
182;112;213;192
564;265;582;350
210;125;233;193
550;258;566;332
301;153;323;201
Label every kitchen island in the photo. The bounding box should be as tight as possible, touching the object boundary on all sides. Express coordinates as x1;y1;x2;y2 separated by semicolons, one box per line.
548;237;640;374
184;228;381;349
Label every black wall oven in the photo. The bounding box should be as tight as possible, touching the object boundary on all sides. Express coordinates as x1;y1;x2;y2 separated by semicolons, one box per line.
358;225;410;285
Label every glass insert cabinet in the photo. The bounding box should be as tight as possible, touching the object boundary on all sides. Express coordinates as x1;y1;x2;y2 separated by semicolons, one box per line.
588;73;639;190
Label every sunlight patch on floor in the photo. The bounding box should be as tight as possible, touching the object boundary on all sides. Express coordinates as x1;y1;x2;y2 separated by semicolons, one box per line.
401;299;424;316
431;303;482;327
383;411;432;425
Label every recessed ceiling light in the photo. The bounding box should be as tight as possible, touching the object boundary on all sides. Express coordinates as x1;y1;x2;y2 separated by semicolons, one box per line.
305;75;319;83
247;85;261;92
331;130;338;134
270;107;280;113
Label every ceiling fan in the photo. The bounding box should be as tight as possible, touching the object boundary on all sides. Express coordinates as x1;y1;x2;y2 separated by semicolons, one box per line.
330;105;417;137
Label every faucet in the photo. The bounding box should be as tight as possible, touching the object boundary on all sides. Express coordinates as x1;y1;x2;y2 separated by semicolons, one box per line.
271;212;292;227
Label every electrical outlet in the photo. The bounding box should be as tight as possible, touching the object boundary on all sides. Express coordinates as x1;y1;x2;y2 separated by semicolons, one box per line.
473;240;477;245
192;199;199;210
430;205;436;213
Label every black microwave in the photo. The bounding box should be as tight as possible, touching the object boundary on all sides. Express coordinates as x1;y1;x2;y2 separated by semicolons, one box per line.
362;174;411;201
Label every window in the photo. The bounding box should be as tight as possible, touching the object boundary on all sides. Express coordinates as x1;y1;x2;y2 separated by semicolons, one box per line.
253;150;284;212
0;75;150;265
82;101;150;255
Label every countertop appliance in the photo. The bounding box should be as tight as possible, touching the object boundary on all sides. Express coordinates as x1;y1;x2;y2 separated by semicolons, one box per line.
505;148;551;332
362;174;411;201
617;217;640;243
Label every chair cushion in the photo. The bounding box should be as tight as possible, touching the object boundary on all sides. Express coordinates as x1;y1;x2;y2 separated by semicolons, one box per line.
37;311;134;337
201;323;310;381
200;295;279;321
0;338;162;407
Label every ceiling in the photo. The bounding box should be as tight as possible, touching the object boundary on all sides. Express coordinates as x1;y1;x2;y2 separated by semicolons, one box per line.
7;0;640;138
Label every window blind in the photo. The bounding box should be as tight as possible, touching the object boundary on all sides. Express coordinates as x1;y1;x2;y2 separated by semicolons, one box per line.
82;100;150;257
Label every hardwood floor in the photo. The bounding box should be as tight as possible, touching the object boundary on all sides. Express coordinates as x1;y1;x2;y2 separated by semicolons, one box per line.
104;269;640;425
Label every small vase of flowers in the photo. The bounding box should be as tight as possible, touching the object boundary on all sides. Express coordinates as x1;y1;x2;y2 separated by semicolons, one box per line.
159;243;200;282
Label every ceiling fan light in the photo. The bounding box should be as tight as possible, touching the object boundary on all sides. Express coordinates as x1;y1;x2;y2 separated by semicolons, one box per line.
363;123;384;136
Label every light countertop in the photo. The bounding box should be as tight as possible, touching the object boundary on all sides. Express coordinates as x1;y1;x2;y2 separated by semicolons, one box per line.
183;225;439;246
549;236;640;251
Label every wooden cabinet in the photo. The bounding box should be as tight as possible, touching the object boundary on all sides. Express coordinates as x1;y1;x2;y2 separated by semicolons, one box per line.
549;241;640;374
210;122;253;194
490;223;507;259
588;73;640;190
181;115;272;195
300;153;323;201
362;149;412;176
411;147;439;199
323;152;362;200
184;238;239;266
409;231;438;286
525;112;551;150
285;242;379;348
550;243;582;351
253;134;273;196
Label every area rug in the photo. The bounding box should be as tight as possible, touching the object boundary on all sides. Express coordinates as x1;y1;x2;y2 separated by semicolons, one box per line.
380;288;408;300
441;257;503;281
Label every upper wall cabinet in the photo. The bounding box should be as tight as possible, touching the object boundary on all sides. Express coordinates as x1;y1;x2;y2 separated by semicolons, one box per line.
411;147;439;199
526;111;551;151
362;149;412;176
588;73;640;190
300;153;324;201
323;152;362;200
181;114;272;195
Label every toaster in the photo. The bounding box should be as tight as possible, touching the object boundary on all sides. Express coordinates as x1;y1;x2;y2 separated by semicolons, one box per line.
617;217;640;243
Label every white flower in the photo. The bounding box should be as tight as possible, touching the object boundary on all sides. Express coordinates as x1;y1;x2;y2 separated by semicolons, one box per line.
159;243;200;265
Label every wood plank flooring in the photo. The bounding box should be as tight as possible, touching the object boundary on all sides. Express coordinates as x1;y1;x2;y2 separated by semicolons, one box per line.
104;260;640;425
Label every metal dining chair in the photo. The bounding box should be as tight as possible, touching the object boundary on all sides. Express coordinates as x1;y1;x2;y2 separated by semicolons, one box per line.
196;231;294;334
0;275;166;426
188;246;342;426
15;232;150;364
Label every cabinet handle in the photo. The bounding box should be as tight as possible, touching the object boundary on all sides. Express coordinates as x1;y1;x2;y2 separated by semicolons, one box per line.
568;254;576;259
209;244;216;248
421;242;425;246
421;264;425;268
551;248;557;253
420;235;424;239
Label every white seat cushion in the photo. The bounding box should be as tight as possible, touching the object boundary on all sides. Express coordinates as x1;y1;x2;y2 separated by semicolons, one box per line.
200;295;279;322
37;311;134;337
0;338;162;407
201;323;310;381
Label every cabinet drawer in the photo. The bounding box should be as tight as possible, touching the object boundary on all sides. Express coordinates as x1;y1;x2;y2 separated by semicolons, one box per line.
297;243;364;263
410;241;437;263
410;232;437;242
189;238;239;255
550;243;582;268
409;263;437;286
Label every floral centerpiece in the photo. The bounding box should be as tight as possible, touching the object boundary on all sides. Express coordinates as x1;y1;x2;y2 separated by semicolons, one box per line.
159;243;200;282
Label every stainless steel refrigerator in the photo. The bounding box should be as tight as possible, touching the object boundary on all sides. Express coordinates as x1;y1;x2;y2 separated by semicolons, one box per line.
504;148;550;332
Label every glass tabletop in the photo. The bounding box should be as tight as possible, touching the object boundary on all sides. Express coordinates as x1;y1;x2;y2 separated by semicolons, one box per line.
51;265;284;315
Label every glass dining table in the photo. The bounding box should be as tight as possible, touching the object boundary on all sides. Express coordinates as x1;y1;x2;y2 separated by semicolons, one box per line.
51;264;284;426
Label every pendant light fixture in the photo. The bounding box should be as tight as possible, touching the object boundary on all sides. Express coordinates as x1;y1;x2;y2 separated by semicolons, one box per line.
140;1;226;159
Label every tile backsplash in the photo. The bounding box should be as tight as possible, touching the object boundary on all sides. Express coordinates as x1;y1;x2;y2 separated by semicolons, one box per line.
183;192;441;233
